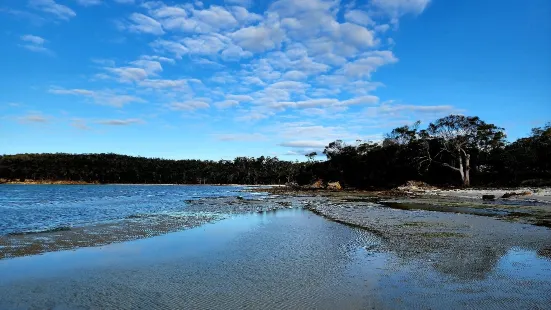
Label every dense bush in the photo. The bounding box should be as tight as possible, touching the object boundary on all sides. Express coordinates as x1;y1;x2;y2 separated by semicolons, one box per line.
1;116;549;188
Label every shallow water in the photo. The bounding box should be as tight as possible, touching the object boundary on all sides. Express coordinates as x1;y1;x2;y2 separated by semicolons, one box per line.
0;209;550;309
0;185;263;235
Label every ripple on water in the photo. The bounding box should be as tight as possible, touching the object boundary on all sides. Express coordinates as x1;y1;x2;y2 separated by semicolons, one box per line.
0;185;256;235
0;209;550;309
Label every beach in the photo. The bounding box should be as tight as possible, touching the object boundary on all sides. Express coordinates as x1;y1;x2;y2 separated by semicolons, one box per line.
0;185;550;309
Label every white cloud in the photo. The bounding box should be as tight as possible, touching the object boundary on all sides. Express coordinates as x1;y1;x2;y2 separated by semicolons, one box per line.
341;95;379;106
182;34;226;55
364;104;457;118
129;59;163;75
169;100;210;111
235;110;272;122
151;39;189;59
29;0;76;20
74;0;102;6
71;119;91;130
21;34;45;45
97;118;144;125
107;67;149;82
214;133;266;141
49;88;96;96
49;88;145;107
265;95;379;111
344;9;374;26
18;113;49;123
282;70;308;80
241;76;265;86
295;98;339;108
138;79;190;90
243;58;281;81
20;35;52;54
150;5;188;19
371;0;431;16
226;94;253;102
193;58;226;68
192;5;238;31
230;6;262;25
214;100;240;108
270;0;339;40
1;8;47;25
104;95;145;107
124;13;165;35
231;25;284;53
375;24;391;32
338;22;376;48
140;55;175;64
279;140;327;148
272;122;360;145
27;0;436;155
224;0;252;7
339;51;399;78
149;5;205;33
221;45;253;61
211;72;238;84
269;81;309;90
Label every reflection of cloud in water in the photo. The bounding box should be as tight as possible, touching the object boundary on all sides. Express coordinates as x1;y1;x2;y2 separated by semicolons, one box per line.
496;248;551;282
431;246;508;280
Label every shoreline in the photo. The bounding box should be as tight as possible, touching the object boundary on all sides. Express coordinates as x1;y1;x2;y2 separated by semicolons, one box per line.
3;179;549;191
2;185;550;261
0;195;297;259
1;197;550;309
0;180;286;186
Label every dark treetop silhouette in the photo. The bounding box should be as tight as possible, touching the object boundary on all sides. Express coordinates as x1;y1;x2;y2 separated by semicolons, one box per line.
1;116;549;188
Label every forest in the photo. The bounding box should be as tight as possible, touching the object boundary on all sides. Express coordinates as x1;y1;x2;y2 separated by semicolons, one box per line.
1;115;550;188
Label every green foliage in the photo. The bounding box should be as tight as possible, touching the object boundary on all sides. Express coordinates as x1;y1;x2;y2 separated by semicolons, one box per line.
0;154;303;185
1;118;548;188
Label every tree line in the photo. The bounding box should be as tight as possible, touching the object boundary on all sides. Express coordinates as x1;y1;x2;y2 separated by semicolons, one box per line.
1;115;549;188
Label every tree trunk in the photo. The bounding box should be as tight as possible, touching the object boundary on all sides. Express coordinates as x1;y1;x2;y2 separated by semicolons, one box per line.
463;154;471;186
458;151;465;185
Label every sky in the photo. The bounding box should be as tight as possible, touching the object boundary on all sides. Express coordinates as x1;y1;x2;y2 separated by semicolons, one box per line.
1;0;550;160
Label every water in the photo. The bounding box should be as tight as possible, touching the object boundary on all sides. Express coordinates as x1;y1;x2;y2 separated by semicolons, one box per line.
0;209;549;309
0;185;263;235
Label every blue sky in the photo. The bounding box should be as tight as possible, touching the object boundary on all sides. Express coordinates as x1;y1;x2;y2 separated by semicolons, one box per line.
1;0;550;160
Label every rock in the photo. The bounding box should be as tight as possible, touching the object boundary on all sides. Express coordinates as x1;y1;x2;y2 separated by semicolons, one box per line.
502;191;531;199
285;182;300;189
482;195;496;200
396;180;436;192
310;179;324;189
327;181;342;191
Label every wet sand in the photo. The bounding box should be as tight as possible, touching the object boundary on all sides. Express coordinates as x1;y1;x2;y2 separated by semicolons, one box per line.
1;209;550;310
1;187;551;309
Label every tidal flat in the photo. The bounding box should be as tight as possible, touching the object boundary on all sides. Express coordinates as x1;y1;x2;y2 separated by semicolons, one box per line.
0;185;550;309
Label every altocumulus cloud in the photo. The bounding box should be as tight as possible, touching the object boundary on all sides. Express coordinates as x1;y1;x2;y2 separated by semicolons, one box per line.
20;34;52;54
28;0;76;21
96;119;145;126
18;113;49;123
8;0;449;157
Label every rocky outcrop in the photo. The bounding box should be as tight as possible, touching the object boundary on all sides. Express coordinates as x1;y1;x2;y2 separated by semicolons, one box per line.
327;181;342;190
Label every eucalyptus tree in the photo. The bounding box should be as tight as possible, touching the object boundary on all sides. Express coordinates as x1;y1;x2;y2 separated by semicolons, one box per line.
420;115;506;186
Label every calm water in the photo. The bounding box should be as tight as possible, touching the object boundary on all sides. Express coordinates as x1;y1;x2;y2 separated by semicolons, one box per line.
0;185;264;235
0;209;550;309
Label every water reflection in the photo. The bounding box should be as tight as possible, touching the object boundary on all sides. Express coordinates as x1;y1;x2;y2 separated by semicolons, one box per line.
0;209;549;309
